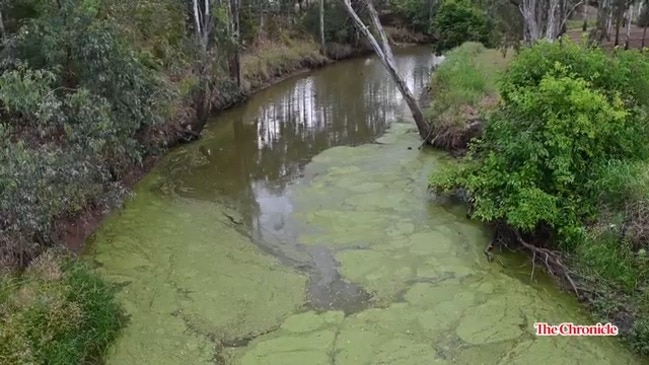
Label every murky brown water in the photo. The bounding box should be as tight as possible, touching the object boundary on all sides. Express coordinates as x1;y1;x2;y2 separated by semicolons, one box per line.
86;47;644;365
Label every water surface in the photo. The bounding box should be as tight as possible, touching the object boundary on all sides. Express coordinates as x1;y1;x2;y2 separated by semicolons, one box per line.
87;47;642;364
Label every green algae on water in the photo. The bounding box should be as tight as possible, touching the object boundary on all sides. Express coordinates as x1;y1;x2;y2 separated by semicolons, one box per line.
86;175;307;365
225;122;642;365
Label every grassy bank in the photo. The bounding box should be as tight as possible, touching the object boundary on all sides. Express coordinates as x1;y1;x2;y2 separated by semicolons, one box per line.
428;40;649;356
426;42;511;152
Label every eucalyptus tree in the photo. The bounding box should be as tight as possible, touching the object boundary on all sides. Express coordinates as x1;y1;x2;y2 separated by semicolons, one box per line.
508;0;585;43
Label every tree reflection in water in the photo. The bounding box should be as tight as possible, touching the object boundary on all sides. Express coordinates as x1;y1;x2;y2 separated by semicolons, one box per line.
154;47;434;239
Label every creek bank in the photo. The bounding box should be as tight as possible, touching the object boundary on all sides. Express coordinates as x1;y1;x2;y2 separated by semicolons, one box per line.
423;42;509;155
425;41;649;356
61;37;428;256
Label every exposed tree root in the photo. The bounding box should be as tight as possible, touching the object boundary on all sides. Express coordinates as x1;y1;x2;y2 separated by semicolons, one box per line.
512;230;579;297
487;223;580;298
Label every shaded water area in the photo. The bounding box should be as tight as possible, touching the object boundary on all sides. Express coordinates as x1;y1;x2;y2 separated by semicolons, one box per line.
86;47;643;364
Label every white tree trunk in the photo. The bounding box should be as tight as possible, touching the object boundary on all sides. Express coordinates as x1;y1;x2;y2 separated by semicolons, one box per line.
625;1;634;48
193;0;203;39
519;0;543;42
607;1;614;36
320;0;326;53
366;0;394;60
0;10;5;43
545;0;560;39
341;0;431;141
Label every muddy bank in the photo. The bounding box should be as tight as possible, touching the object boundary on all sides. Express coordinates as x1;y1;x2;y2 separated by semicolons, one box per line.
85;48;642;364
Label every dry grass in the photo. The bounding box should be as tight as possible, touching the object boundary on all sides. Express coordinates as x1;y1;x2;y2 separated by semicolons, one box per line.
241;38;328;92
566;25;649;50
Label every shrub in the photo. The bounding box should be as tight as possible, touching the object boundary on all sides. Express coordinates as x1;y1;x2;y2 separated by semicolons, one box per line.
385;0;435;35
0;250;125;364
0;0;166;268
429;41;649;250
432;0;494;53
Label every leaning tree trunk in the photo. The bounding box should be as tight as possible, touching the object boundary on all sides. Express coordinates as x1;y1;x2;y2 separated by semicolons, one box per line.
341;0;431;141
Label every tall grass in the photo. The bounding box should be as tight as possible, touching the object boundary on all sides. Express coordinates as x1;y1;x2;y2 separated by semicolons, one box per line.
0;250;125;365
241;38;328;91
427;42;511;128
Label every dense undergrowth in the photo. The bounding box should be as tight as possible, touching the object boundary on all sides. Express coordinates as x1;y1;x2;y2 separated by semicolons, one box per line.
428;40;649;355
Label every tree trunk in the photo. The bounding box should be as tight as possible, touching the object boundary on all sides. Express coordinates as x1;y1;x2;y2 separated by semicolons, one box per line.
625;2;633;49
319;0;326;54
545;0;560;39
366;0;394;57
0;10;5;43
193;0;203;41
582;3;588;30
341;0;431;141
230;0;241;86
520;0;543;43
607;0;614;39
643;24;647;47
615;0;623;45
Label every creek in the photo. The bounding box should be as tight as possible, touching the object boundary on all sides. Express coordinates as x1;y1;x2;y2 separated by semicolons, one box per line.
85;46;643;364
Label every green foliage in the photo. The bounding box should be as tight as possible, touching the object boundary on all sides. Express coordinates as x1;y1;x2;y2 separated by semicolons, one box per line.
301;1;360;45
0;0;165;267
432;0;494;53
429;41;649;250
0;251;125;364
630;318;649;355
385;0;435;35
429;43;490;122
499;41;649;109
426;41;511;143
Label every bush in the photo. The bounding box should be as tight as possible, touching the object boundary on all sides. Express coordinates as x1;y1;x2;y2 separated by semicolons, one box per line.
0;250;125;364
385;0;434;35
432;0;494;53
429;41;649;249
0;0;166;268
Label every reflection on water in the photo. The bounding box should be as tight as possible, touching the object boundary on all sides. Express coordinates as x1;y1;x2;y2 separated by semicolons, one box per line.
156;46;434;237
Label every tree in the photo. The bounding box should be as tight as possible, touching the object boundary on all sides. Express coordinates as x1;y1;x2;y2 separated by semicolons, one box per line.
320;0;325;53
509;0;584;43
340;0;431;140
432;0;493;53
625;0;635;48
640;0;649;46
